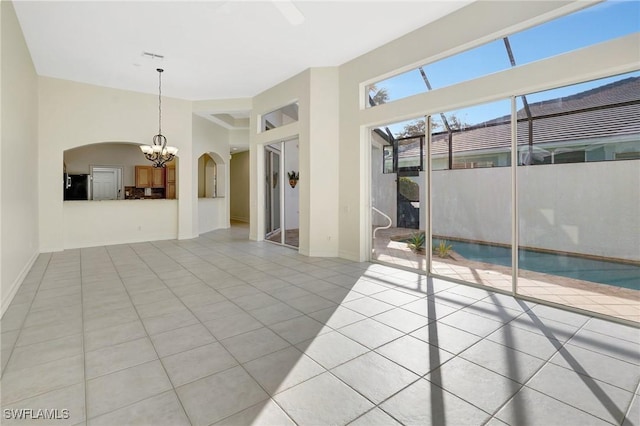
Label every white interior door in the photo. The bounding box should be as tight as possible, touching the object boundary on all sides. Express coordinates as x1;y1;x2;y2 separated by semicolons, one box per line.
91;167;122;200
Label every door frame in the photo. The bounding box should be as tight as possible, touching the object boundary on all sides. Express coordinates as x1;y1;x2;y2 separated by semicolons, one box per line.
264;145;282;240
90;165;124;200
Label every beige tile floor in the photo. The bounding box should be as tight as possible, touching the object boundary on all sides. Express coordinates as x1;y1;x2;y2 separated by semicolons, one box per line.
1;224;639;425
373;227;640;324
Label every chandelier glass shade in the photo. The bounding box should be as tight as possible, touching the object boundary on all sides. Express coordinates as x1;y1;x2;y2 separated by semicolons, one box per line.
140;68;178;168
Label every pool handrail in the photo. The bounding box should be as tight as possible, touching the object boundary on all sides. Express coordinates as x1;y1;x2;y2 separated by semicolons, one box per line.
372;206;392;239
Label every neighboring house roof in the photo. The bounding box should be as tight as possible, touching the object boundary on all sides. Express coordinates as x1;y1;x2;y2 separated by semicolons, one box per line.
396;77;640;158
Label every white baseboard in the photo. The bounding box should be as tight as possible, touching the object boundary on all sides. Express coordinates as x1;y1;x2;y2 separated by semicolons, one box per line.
338;249;363;262
1;250;38;316
230;216;249;223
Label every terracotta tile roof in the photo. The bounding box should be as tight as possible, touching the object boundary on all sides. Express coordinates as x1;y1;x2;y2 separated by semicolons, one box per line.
427;77;640;156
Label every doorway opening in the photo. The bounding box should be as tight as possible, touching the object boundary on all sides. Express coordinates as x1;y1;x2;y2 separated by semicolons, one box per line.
90;166;124;200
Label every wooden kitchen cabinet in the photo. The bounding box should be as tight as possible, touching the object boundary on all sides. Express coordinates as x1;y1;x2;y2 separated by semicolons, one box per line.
152;168;165;188
165;165;176;199
135;166;151;188
135;166;165;188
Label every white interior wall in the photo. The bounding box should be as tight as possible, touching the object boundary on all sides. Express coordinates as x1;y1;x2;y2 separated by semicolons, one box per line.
64;200;178;248
251;67;341;257
306;68;340;257
337;0;639;261
251;70;306;245
192;115;230;233
198;198;226;235
38;77;194;251
1;0;40;314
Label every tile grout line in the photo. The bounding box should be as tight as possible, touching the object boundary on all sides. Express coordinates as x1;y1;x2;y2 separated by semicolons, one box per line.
154;238;426;425
101;244;194;426
138;240;311;425
8;232;634;425
1;253;52;381
1;254;87;408
149;240;302;426
80;248;89;425
622;380;640;424
484;316;615;424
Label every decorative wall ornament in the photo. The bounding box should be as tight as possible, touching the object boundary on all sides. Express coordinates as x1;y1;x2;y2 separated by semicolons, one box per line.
288;171;299;188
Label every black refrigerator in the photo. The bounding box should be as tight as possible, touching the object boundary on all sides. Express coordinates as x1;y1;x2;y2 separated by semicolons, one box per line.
64;174;91;200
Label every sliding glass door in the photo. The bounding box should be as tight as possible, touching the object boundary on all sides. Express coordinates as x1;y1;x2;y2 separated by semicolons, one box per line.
428;100;513;291
421;72;639;323
265;139;300;248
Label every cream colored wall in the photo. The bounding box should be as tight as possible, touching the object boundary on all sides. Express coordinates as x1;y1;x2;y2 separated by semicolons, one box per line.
251;70;306;244
307;68;339;256
230;151;250;223
337;0;640;261
38;77;194;251
198;198;226;234
192;114;230;232
197;155;206;197
250;68;340;257
1;0;40;314
64;200;178;248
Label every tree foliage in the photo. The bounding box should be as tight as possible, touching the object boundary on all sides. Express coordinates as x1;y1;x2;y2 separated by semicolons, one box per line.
396;120;426;138
368;84;389;106
394;114;469;138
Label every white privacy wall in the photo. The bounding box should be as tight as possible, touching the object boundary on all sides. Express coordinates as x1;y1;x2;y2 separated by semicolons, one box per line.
432;167;511;245
517;161;639;261
430;161;640;261
371;143;397;227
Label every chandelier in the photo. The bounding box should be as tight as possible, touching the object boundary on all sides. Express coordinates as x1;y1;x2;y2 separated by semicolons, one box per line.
140;68;178;167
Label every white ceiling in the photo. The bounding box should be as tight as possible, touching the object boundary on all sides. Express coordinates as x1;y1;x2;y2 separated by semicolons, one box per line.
13;0;471;101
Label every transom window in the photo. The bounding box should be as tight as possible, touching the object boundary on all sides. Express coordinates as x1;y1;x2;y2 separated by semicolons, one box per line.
366;0;639;108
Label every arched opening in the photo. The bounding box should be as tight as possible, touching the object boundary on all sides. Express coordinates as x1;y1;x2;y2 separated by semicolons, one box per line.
198;152;226;198
63;141;178;200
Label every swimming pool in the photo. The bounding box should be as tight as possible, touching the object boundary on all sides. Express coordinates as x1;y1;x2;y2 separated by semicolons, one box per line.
433;239;640;291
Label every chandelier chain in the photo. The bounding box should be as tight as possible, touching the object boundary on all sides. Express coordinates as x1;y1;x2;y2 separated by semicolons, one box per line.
140;67;177;168
158;69;162;136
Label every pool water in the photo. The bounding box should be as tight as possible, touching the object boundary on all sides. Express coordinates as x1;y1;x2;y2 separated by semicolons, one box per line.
433;239;640;291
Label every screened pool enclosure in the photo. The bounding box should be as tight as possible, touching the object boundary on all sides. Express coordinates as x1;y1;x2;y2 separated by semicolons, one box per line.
370;72;640;324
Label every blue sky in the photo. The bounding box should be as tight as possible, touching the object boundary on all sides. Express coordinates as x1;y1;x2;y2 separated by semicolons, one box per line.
377;0;639;135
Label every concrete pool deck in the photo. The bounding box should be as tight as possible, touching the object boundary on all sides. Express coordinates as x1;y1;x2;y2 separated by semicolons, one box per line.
373;227;640;324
